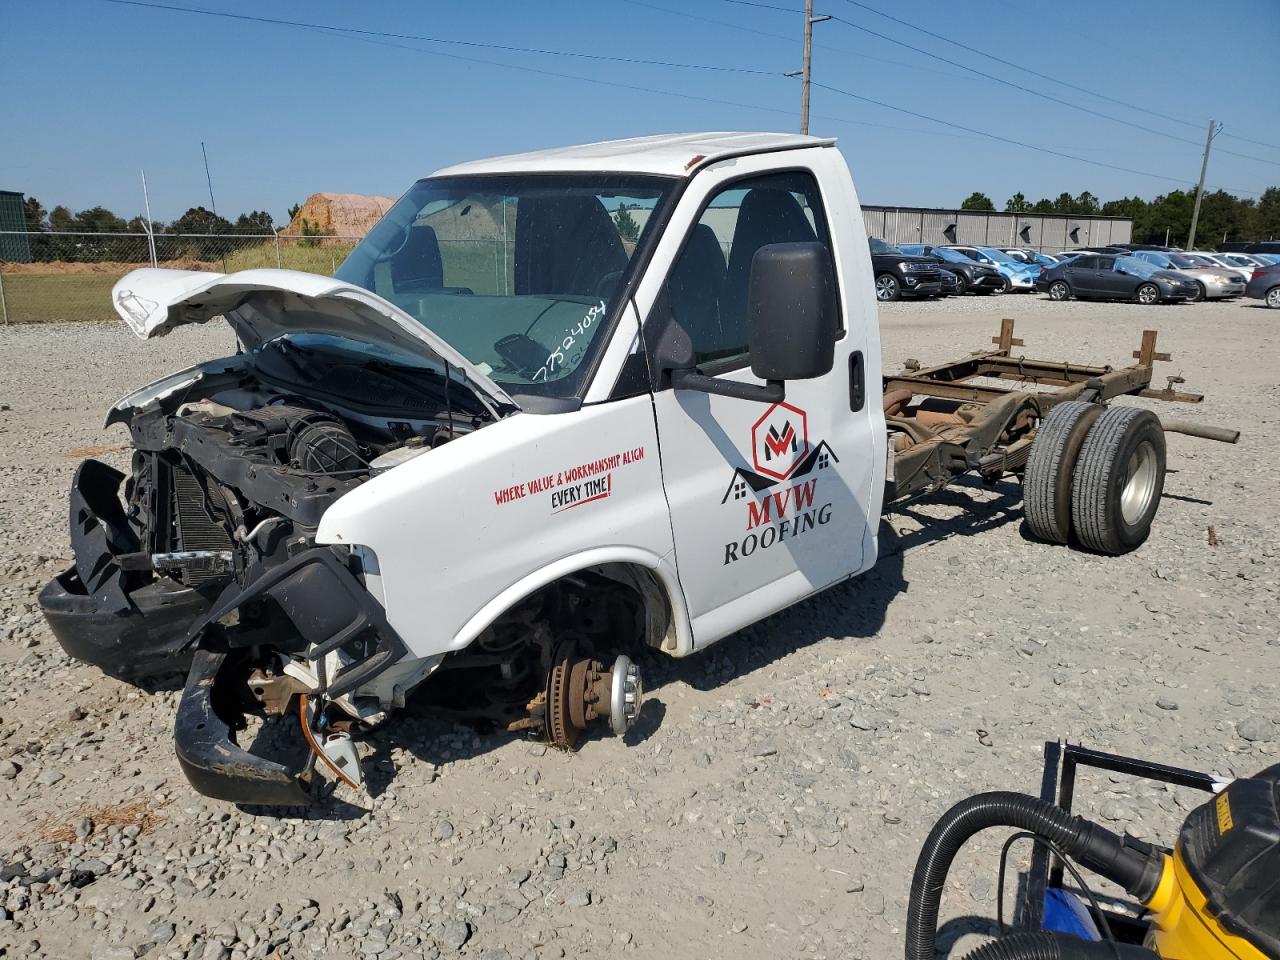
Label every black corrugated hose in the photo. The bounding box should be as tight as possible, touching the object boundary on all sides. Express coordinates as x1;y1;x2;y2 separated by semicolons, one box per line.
959;932;1158;959
904;792;1164;960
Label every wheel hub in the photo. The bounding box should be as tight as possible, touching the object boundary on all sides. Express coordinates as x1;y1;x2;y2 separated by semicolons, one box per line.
545;650;644;749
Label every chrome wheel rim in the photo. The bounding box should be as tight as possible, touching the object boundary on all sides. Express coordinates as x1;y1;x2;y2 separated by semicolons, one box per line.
876;276;897;300
1138;285;1157;304
1121;439;1158;525
1268;287;1280;308
1050;282;1068;300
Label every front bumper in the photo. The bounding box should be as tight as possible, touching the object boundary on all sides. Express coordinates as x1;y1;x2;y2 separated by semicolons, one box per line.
175;648;314;806
902;274;943;297
39;569;209;680
1202;279;1246;299
39;458;212;680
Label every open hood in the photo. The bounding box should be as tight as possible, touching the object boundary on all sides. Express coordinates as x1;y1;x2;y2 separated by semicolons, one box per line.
111;268;518;412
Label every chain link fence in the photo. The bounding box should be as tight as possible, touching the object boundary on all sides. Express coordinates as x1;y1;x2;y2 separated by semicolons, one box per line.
0;231;362;323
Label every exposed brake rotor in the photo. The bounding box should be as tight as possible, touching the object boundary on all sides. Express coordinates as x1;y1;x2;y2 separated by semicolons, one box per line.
545;648;644;749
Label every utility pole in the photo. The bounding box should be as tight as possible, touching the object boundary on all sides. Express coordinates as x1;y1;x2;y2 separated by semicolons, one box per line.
791;0;830;135
1186;119;1222;250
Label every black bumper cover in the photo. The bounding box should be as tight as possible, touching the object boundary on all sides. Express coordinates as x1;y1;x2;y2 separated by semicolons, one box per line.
39;458;212;680
174;549;408;805
175;648;313;806
39;569;208;680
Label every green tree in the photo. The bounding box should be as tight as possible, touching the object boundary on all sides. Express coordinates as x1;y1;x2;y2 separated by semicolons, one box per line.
49;205;76;231
1251;187;1280;240
1074;191;1100;214
23;197;47;232
1052;192;1076;213
287;203;302;222
960;191;995;211
612;202;640;242
74;206;129;233
1031;198;1055;214
169;206;232;235
234;210;276;234
1004;192;1031;213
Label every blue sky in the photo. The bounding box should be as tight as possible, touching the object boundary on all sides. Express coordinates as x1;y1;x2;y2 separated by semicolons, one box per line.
3;0;1278;224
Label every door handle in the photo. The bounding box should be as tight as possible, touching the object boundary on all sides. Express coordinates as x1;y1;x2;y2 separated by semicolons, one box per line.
849;350;865;412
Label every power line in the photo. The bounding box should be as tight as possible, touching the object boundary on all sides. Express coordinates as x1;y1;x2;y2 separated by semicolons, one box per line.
101;0;781;76
623;0;979;82
810;80;1260;196
836;0;1280;154
97;0;1262;197
724;0;1280;168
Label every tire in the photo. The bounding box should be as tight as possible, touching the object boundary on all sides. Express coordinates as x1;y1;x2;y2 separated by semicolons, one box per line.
953;274;968;295
1023;401;1103;544
1135;283;1160;305
1191;282;1206;302
1070;406;1166;555
999;276;1013;294
1266;286;1280;308
875;274;901;302
1048;280;1071;301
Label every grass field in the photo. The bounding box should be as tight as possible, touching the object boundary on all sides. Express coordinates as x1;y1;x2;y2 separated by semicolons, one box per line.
0;241;359;323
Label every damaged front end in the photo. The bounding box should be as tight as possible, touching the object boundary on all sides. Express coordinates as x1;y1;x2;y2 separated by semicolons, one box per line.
39;268;514;804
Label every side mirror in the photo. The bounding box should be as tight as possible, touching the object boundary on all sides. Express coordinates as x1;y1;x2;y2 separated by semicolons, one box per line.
748;241;838;383
662;241;838;405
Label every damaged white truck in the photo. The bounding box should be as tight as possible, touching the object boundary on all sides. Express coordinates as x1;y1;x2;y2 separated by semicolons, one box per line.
39;133;1237;805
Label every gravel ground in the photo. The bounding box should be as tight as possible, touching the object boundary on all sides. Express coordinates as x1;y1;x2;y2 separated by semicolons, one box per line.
0;294;1276;960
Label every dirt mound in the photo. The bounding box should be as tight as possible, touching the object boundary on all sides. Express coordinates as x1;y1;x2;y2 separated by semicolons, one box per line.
280;192;396;240
0;257;216;275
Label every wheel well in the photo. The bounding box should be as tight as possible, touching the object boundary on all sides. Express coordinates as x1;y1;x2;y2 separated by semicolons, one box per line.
484;563;678;658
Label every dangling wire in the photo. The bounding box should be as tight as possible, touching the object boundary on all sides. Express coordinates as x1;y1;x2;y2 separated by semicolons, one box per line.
996;830;1120;955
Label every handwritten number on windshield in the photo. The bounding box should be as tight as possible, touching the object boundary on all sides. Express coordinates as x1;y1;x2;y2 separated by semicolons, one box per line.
532;300;607;383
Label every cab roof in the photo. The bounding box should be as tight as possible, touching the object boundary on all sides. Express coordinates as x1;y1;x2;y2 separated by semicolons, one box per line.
430;132;836;179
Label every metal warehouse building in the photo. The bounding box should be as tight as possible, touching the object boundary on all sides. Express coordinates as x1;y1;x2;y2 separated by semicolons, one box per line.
862;206;1132;253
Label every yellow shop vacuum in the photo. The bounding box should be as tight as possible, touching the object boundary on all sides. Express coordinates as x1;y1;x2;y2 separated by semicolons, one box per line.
904;743;1280;959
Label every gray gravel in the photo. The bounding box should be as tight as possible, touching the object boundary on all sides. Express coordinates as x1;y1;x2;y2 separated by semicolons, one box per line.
0;293;1276;959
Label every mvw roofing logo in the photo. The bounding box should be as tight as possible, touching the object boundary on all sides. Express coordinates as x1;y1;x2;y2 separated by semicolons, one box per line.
722;401;838;504
753;401;808;481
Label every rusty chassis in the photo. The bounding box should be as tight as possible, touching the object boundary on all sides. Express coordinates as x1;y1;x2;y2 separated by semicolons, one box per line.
882;319;1238;505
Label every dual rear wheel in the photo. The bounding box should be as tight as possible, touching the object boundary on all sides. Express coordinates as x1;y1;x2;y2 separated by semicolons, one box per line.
1024;402;1166;554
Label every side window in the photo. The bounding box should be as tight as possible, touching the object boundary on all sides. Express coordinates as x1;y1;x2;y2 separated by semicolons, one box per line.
1097;256;1116;271
1073;256;1096;270
665;171;833;370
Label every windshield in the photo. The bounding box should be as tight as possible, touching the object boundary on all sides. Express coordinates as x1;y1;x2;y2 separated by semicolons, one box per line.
1165;254;1197;268
977;247;1022;265
869;238;904;255
334;173;674;399
1116;255;1158;279
1184;254;1216;267
936;247;975;264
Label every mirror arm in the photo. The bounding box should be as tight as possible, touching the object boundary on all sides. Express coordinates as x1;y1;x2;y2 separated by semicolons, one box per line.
671;368;784;404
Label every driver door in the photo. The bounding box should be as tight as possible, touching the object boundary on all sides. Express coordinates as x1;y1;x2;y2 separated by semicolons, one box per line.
636;155;881;649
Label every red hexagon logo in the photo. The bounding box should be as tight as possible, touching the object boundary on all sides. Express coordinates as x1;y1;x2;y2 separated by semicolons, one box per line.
751;401;808;481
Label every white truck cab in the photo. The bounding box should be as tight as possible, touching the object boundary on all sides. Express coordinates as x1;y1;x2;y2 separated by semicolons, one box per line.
44;133;1223;804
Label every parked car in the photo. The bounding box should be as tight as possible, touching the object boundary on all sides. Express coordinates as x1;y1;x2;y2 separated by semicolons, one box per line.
1001;248;1060;268
942;245;1039;292
1036;253;1200;303
1246;262;1280;308
1255;253;1280;265
1128;251;1246;299
1186;252;1255;283
938;269;961;296
897;244;1006;295
1220;241;1280;255
867;237;945;301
